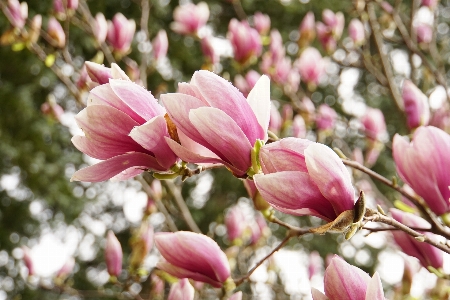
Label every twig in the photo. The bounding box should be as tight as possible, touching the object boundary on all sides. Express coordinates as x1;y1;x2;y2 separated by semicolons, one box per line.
165;180;202;233
365;209;450;254
367;2;404;111
138;175;178;232
139;0;150;88
231;0;247;21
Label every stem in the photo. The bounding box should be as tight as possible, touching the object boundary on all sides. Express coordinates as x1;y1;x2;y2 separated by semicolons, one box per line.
367;2;404;111
138;175;178;232
165;180;202;233
139;0;150;88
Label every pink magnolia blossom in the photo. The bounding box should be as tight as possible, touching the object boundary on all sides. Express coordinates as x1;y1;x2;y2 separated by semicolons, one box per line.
228;19;262;64
349;19;365;46
225;206;247;241
393;126;450;215
107;13;136;54
171;2;209;35
416;23;433;44
152;30;168;62
430;106;450;132
229;291;243;300
297;47;326;87
161;70;270;177
322;9;344;39
316;104;337;131
299;12;315;47
360;107;387;141
292;115;306;138
316;22;337;53
269;102;282;134
71;66;177;182
150;274;165;296
269;29;285;63
56;257;75;279
253;12;271;35
155;231;231;288
53;0;78;14
235;70;261;97
48;17;65;48
41;99;64;122
200;36;218;64
29;14;42;43
312;256;385;300
401;80;430;130
93;13;108;44
130;223;154;269
5;0;27;29
105;231;122;277
254;138;355;221
22;246;34;276
168;278;195;300
421;0;438;8
390;209;443;269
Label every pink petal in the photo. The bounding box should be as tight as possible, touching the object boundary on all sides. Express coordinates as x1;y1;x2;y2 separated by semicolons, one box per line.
259;138;312;173
189;107;252;174
109;79;165;121
247;75;271;141
129;116;178;169
72;135;144;160
311;288;329;300
190;70;265;144
71;152;164;182
89;84;145;123
305;143;355;214
365;272;385;300
254;172;337;221
157;261;222;288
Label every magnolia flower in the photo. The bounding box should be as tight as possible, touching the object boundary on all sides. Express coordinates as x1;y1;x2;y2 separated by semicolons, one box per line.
93;13;108;44
54;0;78;14
349;19;365;46
228;19;262;64
390;209;443;270
402;80;430;130
415;22;433;44
292;115;306;138
161;70;270;177
5;0;27;29
360;107;387;141
316;21;337;53
316;104;337;131
28;14;42;43
253;12;271;35
200;36;218;64
168;279;195;300
107;13;136;54
155;231;231;287
299;12;315;47
71;64;177;182
234;70;261;97
105;231;122;277
297;48;326;87
171;2;209;35
312;256;385;300
225;206;247;242
322;9;344;39
254;138;355;221
47;17;65;48
56;257;75;279
152;30;168;62
393;126;450;215
84;62;129;85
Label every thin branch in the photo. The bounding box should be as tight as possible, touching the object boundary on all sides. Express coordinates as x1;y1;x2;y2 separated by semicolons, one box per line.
138;175;178;232
165;180;202;233
231;0;247;21
367;2;404;111
139;0;150;88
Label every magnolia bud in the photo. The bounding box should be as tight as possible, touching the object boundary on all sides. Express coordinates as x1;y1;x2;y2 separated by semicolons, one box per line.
107;13;136;54
152;30;168;62
253;12;271;35
47;17;65;48
130;223;154;270
93;13;108;44
5;0;27;29
299;12;315;47
168;278;195;300
105;231;122;277
401;80;430;129
348;19;365;46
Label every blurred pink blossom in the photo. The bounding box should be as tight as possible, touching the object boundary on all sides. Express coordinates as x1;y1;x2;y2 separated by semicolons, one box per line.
105;231;122;277
107;13;136;54
254;12;271;35
360;107;387;141
401;80;430;129
171;2;209;35
297;47;326;87
5;0;27;29
47;17;65;48
228;19;262;64
93;13;108;44
168;278;195;300
152;29;168;61
299;12;315;47
316;104;337;131
349;19;365;46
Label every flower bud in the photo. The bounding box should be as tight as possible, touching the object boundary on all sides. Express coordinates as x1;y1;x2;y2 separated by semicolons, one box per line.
229;291;242;300
54;0;78;15
253;12;270;35
316;22;336;53
297;47;326;88
316;104;337;131
56;257;75;279
269;103;282;134
105;231;122;277
390;209;444;270
421;0;438;8
322;9;344;39
401;80;430;129
93;13;108;44
299;12;315;47
22;246;34;276
47;17;65;48
168;278;195;300
5;0;27;29
28;14;42;43
150;274;165;297
415;22;433;44
360;107;387;141
348;19;365;46
85;61;112;84
243;179;271;211
155;231;231;287
228;19;262;64
225;206;247;242
292;115;306;138
41;96;64;122
130;223;154;270
171;2;209;36
393;126;450;215
107;13;136;54
152;30;168;62
201;36;219;64
312;256;385;299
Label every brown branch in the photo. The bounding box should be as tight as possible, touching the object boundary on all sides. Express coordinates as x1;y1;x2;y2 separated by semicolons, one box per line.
139;0;150;88
231;0;247;21
165;180;202;233
138;175;178;232
367;2;404;111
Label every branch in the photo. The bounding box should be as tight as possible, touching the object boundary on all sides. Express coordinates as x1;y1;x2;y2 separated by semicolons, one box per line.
165;180;202;233
139;0;151;88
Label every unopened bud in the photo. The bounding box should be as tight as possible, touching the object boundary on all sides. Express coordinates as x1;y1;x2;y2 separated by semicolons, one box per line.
105;231;122;277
